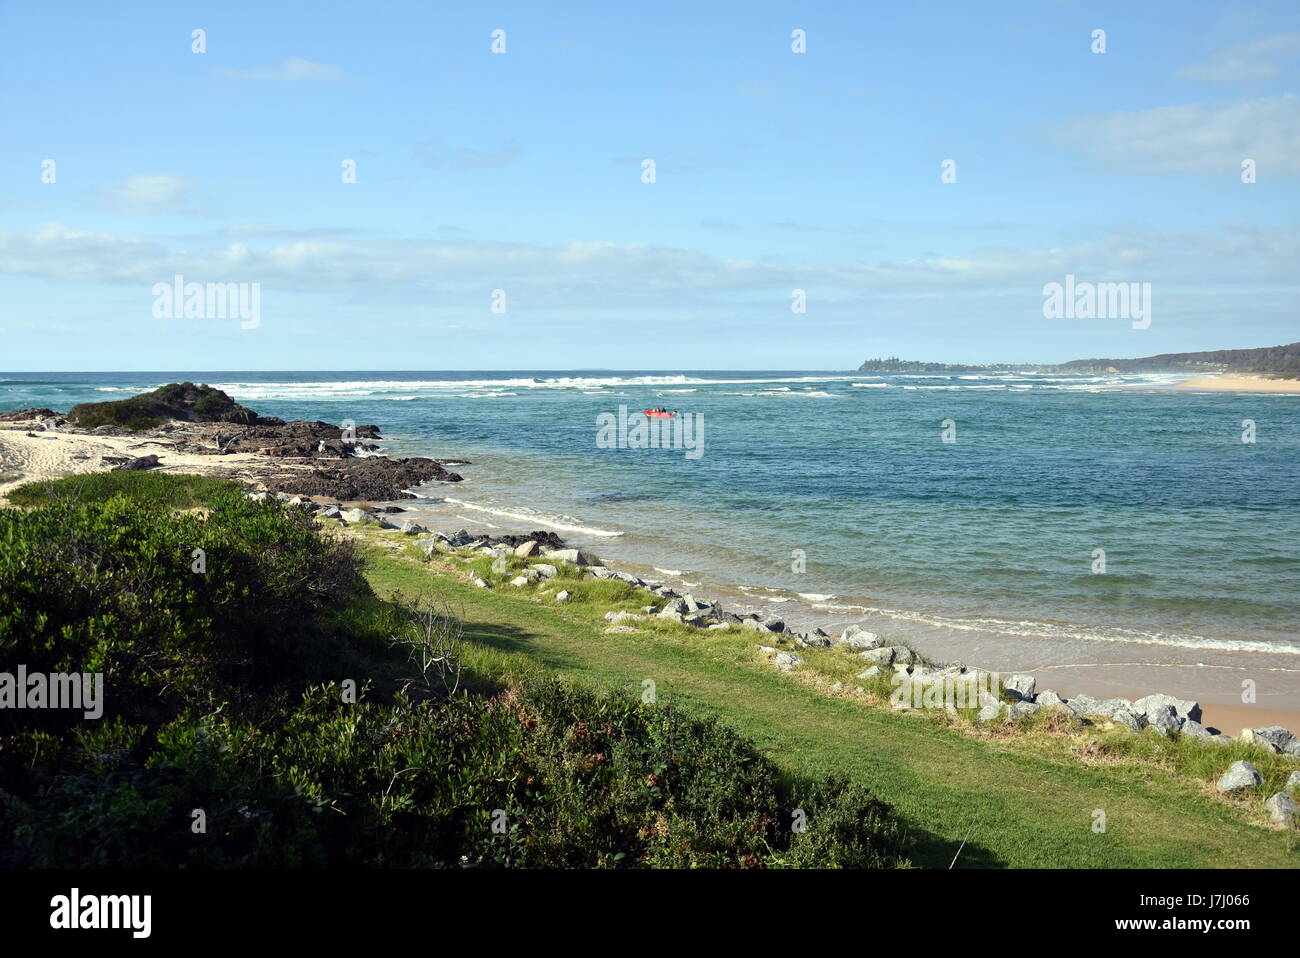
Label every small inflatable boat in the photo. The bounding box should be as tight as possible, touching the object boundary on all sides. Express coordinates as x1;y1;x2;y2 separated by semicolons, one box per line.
644;409;677;418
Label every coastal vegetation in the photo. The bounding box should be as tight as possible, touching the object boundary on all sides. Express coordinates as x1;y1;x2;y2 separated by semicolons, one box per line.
0;473;910;868
66;382;262;431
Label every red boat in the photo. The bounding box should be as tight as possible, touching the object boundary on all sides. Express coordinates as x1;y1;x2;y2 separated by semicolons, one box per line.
644;408;677;418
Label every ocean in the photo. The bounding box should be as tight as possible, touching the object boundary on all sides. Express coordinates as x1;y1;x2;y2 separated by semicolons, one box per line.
4;369;1298;712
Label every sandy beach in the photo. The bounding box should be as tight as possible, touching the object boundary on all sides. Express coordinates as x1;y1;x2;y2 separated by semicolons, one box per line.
1176;374;1300;393
0;425;286;503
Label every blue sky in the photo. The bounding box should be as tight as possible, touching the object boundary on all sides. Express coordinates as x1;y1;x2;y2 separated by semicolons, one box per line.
1;0;1297;370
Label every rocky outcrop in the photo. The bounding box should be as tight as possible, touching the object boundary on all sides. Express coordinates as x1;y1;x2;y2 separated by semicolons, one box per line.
69;382;265;429
0;407;62;422
252;457;463;501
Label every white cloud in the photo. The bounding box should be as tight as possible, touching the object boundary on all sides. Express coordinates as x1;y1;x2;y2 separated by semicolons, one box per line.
94;174;191;213
1043;96;1300;175
2;223;1296;308
1177;33;1300;83
217;58;342;81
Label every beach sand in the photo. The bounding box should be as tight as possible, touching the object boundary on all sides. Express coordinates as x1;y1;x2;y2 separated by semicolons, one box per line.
0;425;284;503
1176;375;1300;393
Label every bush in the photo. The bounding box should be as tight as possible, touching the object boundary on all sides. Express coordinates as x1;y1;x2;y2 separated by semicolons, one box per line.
0;680;911;868
0;487;366;728
7;471;238;509
67;382;258;430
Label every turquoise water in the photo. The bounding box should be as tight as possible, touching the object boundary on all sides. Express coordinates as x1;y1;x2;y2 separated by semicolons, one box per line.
4;370;1299;701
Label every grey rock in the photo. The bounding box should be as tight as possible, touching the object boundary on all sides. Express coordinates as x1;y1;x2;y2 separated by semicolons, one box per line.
772;650;804;672
657;610;684;623
1133;693;1202;725
1111;706;1147;732
1006;702;1040;721
1147;705;1183;736
548;548;600;567
317;505;341;520
1179;719;1216;740
491;557;508;574
1065;694;1109;716
794;632;833;649
1286;770;1300;791
604;611;645;624
1003;674;1036;700
509;576;529;587
530;564;559;579
470;576;491;589
554;590;571;602
856;665;882;680
1216;760;1263;792
398;520;426;535
1238;726;1298;754
885;646;915;666
513;540;538;558
976;692;1003;724
341;507;373;524
1035;690;1067;709
840;624;884;650
1264;792;1299;827
858;647;895;666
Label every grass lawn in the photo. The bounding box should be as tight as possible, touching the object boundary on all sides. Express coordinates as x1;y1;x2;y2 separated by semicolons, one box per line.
355;528;1300;869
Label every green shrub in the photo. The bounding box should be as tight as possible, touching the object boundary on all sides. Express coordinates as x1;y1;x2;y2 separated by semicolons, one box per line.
7;471;238;509
67;382;255;430
0;680;911;868
0;488;366;728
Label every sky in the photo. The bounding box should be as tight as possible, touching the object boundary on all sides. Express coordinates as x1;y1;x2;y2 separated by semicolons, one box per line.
1;0;1298;371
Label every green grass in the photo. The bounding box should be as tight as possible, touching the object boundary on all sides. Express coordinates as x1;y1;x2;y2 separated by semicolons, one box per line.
6;471;239;509
347;526;1300;869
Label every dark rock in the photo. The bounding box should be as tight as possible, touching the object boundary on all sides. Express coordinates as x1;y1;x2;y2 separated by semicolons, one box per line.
484;531;566;551
253;456;463;501
0;407;62;422
111;454;163;471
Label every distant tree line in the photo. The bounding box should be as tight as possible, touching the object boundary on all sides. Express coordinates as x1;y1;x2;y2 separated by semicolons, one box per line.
858;343;1300;378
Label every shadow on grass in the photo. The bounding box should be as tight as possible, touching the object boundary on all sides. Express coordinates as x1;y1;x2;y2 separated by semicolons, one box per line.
457;611;993;868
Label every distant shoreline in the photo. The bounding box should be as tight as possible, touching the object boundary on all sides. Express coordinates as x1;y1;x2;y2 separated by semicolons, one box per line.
1175;375;1300;394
